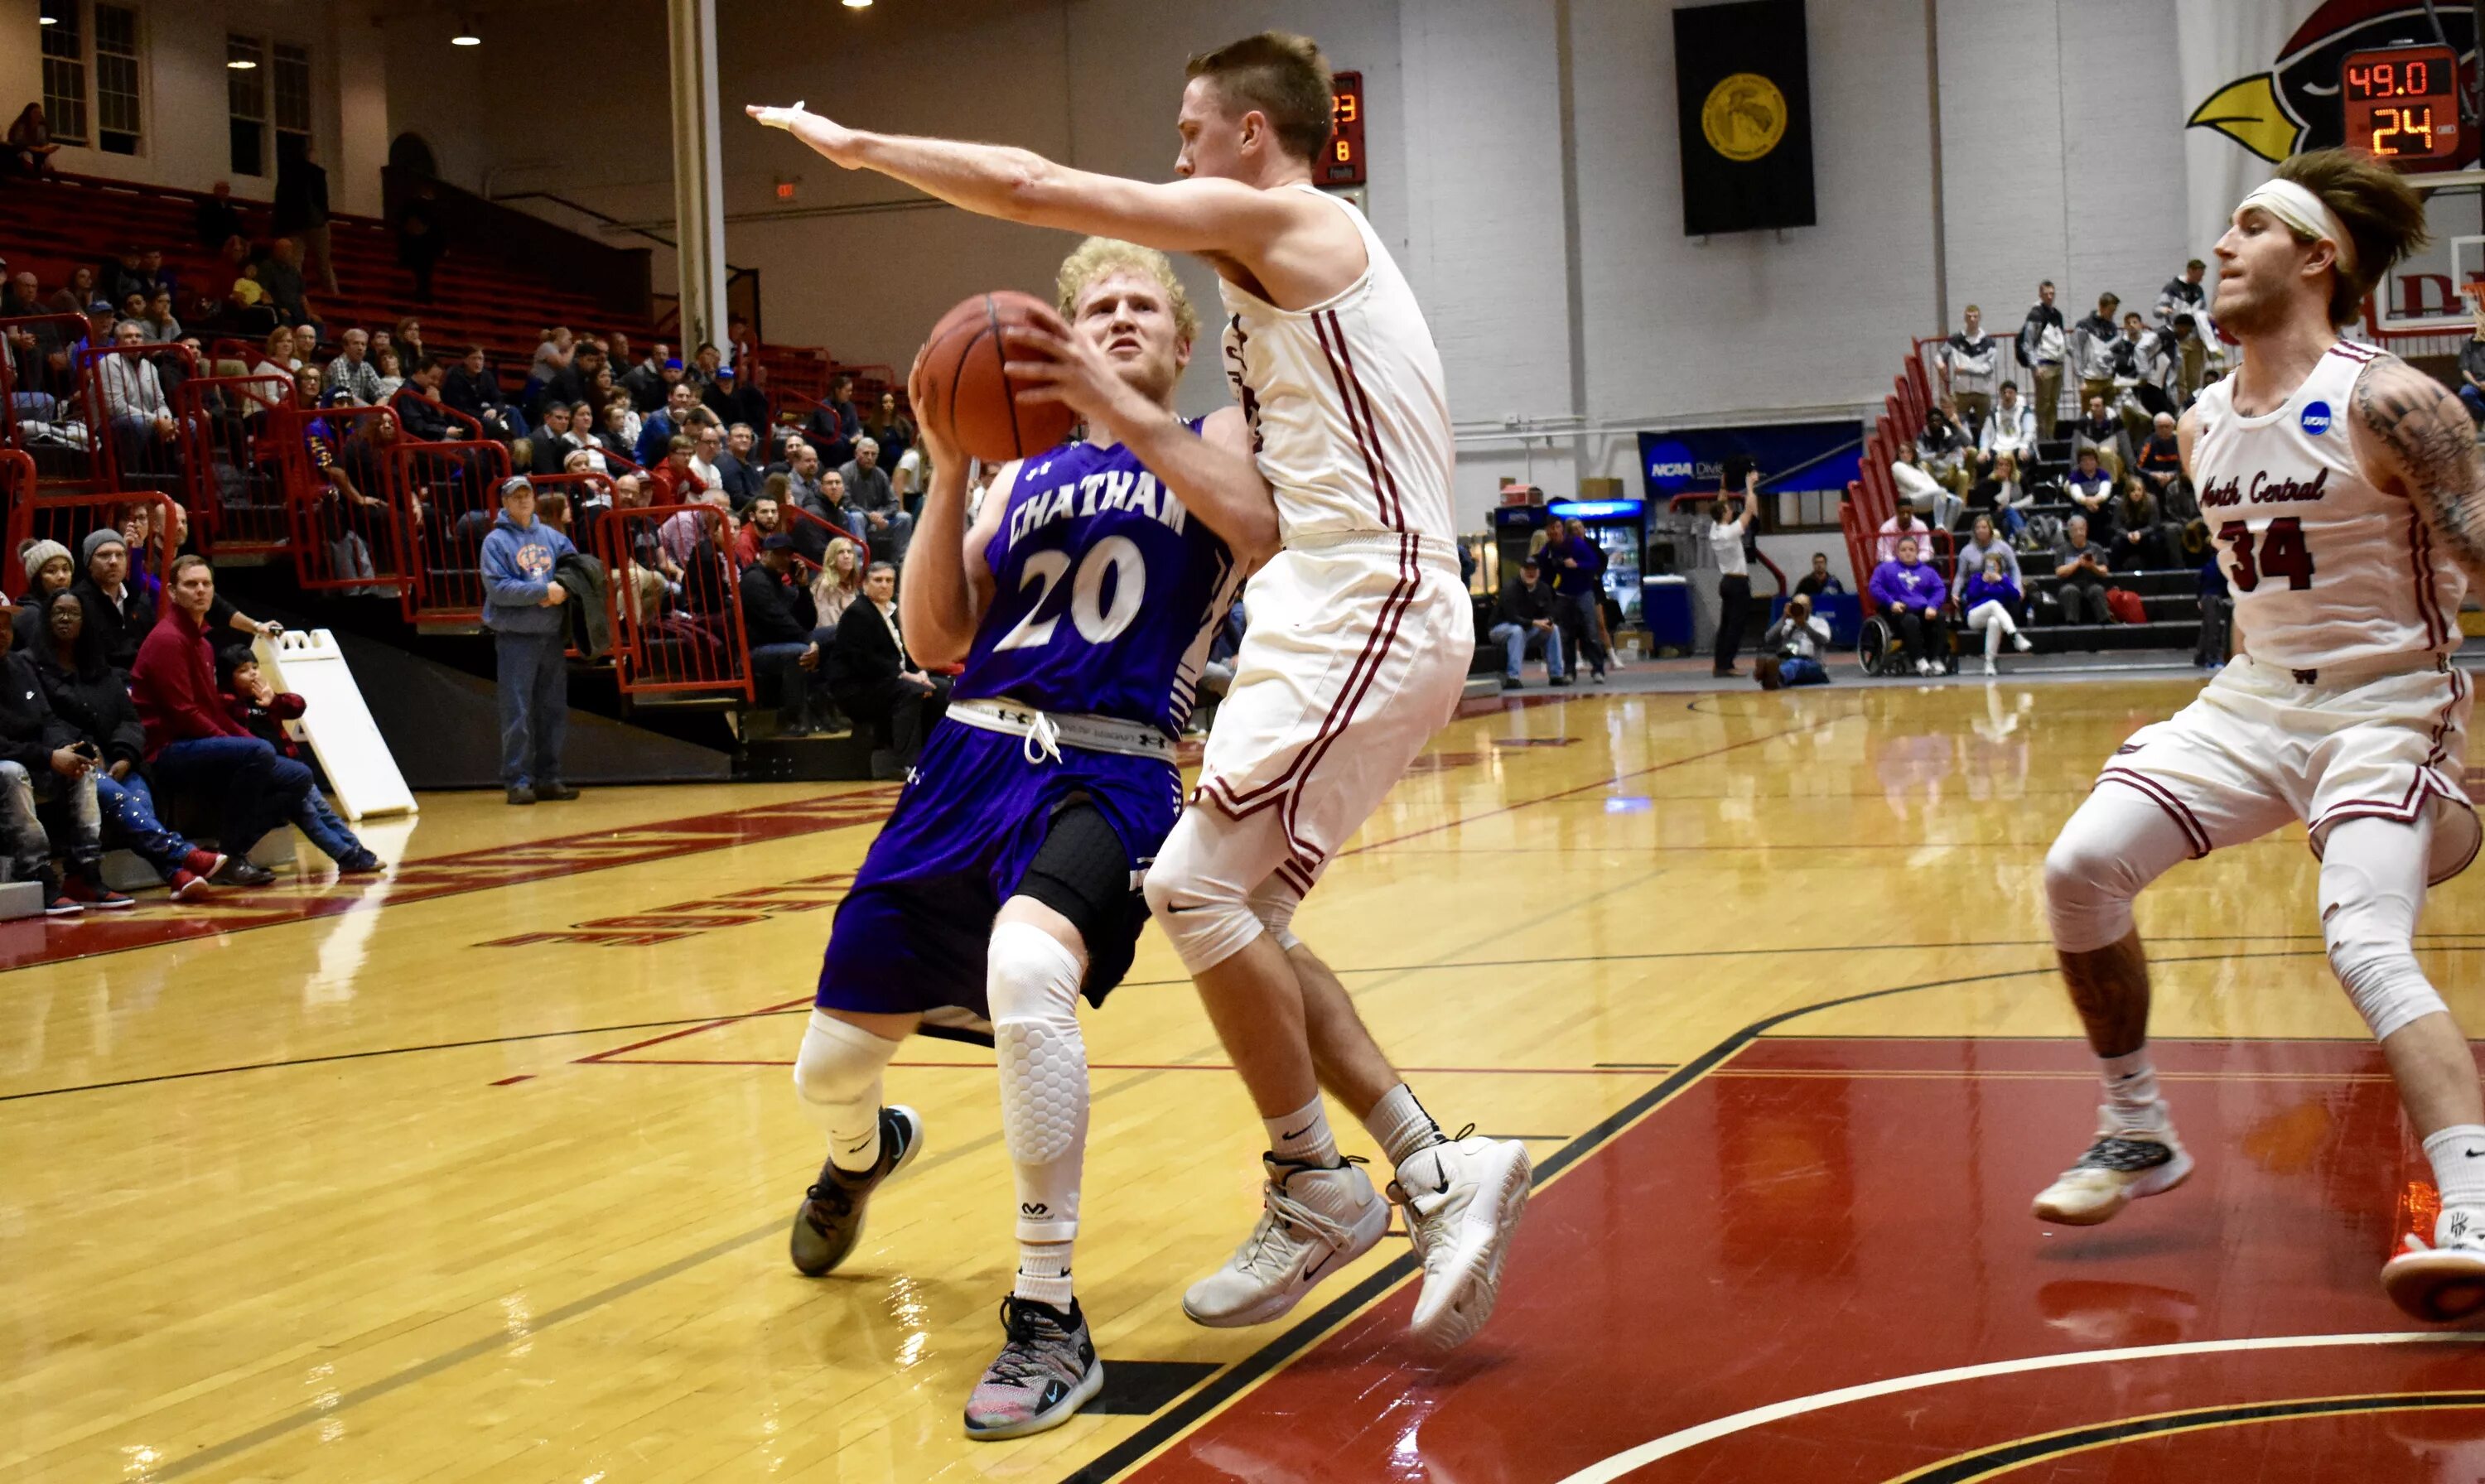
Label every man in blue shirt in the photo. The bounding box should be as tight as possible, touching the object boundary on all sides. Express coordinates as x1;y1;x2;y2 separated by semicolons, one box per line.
1542;517;1609;682
480;476;580;805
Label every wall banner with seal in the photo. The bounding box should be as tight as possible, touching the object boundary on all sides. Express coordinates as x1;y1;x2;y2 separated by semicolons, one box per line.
1673;0;1817;236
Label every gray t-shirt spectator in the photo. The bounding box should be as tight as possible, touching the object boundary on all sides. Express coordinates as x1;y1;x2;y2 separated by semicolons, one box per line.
840;459;895;516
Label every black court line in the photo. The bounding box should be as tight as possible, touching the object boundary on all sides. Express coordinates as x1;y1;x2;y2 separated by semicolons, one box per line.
1049;947;2430;1484
1902;1391;2485;1483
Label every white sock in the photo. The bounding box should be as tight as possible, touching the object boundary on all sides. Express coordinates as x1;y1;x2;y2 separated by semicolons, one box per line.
2425;1125;2485;1241
1366;1082;1445;1168
1266;1094;1339;1166
2099;1047;2164;1130
792;1010;902;1173
1015;1240;1075;1310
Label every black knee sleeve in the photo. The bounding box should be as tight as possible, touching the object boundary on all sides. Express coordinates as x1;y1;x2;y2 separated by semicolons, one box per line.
1018;801;1146;1008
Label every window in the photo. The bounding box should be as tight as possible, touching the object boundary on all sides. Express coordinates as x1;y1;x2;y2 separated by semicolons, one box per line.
228;33;265;176
273;43;312;166
39;0;87;147
93;3;139;155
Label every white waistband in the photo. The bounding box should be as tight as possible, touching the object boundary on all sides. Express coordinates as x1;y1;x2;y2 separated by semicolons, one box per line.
2239;651;2454;687
1281;528;1462;574
946;696;1175;764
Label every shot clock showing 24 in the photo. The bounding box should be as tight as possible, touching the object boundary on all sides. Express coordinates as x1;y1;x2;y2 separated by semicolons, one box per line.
2340;43;2464;166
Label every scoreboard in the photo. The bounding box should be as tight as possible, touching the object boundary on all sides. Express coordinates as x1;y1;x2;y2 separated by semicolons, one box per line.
2342;44;2463;167
1325;70;1366;186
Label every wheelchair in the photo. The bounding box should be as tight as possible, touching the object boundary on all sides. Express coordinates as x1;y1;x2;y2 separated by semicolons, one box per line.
1857;609;1960;677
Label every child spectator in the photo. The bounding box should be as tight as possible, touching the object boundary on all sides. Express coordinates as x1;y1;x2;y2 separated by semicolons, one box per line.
1961;553;2034;676
218;653;384;874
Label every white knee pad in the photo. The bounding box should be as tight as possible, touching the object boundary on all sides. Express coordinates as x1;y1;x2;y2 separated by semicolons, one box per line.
791;1009;901;1115
1144;820;1266;973
989;921;1088;1242
2043;786;2195;953
2321;836;2441;1042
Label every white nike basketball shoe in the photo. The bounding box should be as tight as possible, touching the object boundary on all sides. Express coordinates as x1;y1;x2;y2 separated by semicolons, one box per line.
1183;1156;1389;1328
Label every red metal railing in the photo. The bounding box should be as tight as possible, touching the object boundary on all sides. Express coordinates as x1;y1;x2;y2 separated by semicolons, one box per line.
2;488;179;602
384;392;510;624
80;341;198;508
274;404;414;595
0;313;101;487
596;499;752;703
173;373;296;556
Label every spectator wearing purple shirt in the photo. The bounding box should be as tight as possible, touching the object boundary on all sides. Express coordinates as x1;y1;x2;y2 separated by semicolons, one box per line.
1870;536;1951;677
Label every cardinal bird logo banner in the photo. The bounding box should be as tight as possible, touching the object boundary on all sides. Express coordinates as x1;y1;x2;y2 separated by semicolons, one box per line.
2180;1;2478;265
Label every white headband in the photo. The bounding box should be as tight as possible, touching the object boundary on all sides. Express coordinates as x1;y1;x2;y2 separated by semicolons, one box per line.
2236;178;2357;275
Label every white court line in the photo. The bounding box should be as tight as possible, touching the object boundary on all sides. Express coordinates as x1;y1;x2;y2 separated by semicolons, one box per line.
1554;1331;2485;1483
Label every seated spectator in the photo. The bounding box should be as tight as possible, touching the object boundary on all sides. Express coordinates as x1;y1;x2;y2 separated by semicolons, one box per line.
1978;380;2036;468
538;338;604;420
1911;407;1972;520
393;317;427;369
1951;513;2020;603
649;434;709;505
842;437;914;559
99;320;180;473
249;324;299;388
1966;450;2032;537
46;264;99;316
371;346;406;402
1758;590;1832;688
136;289;182;345
255;238;316;332
74;530;157;672
705;364;767;430
2460;296;2485;426
689;423;726;491
2051;514;2113;627
2071;394;2131;481
1487;556;1568;687
734;494;785;566
442;345;517;441
1877;506;1934;564
739;533;838;734
1960;552;2033;675
812;535;865;626
2135;410;2188;518
0;602;101;915
392;356;466;443
714;422;765;508
637;379;700;467
2063;448;2116;541
15;539;76;651
8;103;60;177
622;345;677;413
195;181;247;253
789;459;864;558
526;327;576;402
529;402;581;477
219;654;383;874
688;341;724;393
323;327;384;405
1793;551;1845;600
2111;478;2166;571
808;374;861;468
31;588;226;901
127;560;306;884
1869;536;1951;677
826;559;946;779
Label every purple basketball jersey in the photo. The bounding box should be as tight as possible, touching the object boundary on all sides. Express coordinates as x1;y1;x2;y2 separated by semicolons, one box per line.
953;426;1241;736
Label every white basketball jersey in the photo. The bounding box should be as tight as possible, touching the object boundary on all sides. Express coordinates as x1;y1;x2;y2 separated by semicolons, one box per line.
2191;340;2465;671
1218;185;1456;546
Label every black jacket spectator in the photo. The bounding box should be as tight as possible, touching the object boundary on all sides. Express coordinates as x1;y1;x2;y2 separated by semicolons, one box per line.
74;576;157;672
712;451;764;508
444;360;513;427
808;398;859;469
32;622;147;772
739;561;819;648
707;378;768;430
392;385;458;444
529;430;577;477
195;189;246;252
1494;572;1558;629
0;648;77;778
825;594;907;694
273;153;330;236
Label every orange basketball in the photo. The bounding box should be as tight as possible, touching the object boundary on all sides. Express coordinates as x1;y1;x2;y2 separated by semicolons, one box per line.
917;289;1078;463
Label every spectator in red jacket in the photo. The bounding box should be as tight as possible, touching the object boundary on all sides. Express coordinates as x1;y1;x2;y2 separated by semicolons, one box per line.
128;556;310;884
220;653;383;874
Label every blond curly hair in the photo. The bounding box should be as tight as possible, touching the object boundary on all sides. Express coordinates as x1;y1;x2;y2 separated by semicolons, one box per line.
1055;238;1198;346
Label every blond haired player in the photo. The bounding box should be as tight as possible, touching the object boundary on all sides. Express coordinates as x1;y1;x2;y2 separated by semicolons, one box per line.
753;31;1531;1352
2033;148;2485;1322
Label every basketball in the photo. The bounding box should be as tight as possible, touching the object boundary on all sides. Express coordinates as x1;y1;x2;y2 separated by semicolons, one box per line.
917;289;1078;462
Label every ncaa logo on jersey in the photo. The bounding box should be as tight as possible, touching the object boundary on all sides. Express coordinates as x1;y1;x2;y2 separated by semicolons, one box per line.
2300;400;2333;436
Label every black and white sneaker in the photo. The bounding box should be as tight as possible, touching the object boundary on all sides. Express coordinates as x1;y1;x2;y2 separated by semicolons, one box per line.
2031;1116;2191;1226
788;1105;925;1276
963;1296;1103;1440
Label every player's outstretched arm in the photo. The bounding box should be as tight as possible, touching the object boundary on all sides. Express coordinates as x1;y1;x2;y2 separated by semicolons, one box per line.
746;104;1300;258
2352;357;2485;583
896;350;1005;667
997;316;1280;564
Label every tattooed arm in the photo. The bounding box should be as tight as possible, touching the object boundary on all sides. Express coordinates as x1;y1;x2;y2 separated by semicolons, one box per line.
2352;356;2485;583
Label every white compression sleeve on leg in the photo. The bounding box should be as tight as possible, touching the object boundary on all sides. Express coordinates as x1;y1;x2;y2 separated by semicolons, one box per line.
2043;783;2198;953
989;920;1089;1254
2320;815;2444;1042
793;1009;904;1171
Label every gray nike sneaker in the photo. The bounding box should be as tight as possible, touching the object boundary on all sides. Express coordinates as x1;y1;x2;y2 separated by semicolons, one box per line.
788;1105;925;1276
963;1296;1103;1440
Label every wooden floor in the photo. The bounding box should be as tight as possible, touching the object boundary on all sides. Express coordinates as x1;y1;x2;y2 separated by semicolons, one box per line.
8;674;2484;1482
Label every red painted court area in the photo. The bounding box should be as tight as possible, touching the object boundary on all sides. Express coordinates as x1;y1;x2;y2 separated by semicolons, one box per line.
1122;1038;2485;1482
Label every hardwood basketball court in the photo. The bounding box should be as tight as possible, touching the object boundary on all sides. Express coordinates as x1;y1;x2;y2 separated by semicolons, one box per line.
10;674;2485;1482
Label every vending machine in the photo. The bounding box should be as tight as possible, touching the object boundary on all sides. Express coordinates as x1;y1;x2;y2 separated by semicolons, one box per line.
1486;480;1647;628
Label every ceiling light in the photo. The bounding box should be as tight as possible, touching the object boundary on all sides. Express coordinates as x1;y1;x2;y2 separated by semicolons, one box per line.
842;0;871;8
451;17;481;45
40;12;56;22
227;59;257;70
